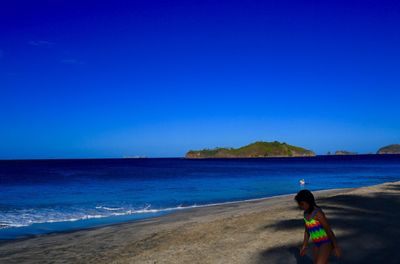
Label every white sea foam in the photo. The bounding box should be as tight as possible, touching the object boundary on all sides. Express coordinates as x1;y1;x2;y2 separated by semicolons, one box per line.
0;193;294;229
95;206;124;211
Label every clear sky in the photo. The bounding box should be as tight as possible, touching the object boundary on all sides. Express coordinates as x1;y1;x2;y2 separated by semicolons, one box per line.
1;0;400;159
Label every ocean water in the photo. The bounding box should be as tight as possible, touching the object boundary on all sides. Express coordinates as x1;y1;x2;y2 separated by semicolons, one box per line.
1;155;400;240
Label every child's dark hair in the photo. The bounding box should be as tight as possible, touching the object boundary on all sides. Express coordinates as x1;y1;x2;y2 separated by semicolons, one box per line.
295;189;317;214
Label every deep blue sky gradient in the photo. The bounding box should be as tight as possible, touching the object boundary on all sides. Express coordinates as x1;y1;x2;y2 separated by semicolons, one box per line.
1;0;400;158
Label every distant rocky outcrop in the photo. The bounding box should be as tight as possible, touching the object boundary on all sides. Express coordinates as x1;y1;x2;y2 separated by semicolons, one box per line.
335;150;357;155
186;141;315;158
377;144;400;154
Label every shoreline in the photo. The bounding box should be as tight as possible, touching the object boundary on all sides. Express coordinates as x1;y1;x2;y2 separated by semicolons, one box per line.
1;180;399;263
0;180;395;242
0;186;354;244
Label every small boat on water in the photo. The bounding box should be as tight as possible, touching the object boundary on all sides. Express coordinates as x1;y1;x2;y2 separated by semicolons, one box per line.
299;179;305;186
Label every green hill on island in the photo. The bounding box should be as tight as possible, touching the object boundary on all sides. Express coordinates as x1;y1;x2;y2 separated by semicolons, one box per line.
377;144;400;154
186;141;315;158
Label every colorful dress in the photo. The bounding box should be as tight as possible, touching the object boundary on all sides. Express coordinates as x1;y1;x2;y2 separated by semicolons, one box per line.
304;208;331;247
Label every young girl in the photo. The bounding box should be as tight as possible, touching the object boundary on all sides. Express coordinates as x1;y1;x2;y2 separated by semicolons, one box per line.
295;190;342;263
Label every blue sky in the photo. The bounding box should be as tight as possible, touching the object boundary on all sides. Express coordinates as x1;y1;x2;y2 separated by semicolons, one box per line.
1;0;400;159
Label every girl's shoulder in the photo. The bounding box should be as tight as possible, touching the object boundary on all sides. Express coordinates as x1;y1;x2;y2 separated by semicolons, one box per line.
305;207;322;219
314;207;327;219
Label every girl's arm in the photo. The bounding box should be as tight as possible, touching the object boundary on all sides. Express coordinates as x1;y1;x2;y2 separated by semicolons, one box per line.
315;211;342;257
302;226;310;247
300;226;309;256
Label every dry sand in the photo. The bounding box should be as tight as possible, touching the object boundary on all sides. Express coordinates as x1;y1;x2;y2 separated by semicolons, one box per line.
1;181;400;264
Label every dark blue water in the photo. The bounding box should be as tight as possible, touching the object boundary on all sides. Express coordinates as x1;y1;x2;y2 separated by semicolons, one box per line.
1;155;400;240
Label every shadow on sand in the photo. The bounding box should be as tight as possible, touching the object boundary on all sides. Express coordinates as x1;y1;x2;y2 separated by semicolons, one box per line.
256;183;400;264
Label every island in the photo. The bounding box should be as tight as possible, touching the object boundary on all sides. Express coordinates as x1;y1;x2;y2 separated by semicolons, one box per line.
377;144;400;154
186;141;315;158
335;150;357;155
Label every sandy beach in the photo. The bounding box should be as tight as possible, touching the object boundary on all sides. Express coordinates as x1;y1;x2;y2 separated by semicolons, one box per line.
1;181;400;264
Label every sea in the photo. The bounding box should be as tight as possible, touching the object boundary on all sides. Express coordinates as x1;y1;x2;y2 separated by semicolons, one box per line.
1;155;400;240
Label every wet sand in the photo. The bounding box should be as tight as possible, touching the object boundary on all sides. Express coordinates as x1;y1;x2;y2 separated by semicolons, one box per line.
1;181;400;264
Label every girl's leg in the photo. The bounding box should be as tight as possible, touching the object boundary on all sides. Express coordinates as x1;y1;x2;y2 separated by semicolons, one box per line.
315;242;333;264
312;246;319;263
